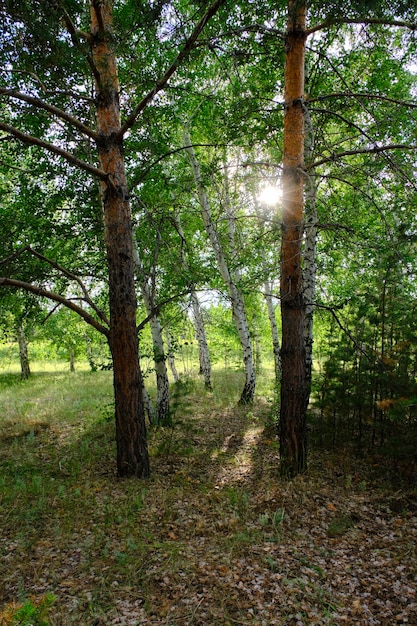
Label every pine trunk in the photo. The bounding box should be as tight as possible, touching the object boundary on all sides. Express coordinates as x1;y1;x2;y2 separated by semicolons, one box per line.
279;0;307;477
90;0;149;478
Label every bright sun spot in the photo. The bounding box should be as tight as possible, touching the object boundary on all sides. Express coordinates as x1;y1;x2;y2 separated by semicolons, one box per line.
259;184;282;206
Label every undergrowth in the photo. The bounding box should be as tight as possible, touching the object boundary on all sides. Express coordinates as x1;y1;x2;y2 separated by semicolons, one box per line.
0;365;416;625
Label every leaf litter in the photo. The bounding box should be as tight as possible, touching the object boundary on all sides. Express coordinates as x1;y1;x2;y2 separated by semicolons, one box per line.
1;393;416;625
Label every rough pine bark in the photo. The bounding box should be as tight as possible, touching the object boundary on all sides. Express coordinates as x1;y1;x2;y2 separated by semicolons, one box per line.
90;0;149;477
279;0;307;477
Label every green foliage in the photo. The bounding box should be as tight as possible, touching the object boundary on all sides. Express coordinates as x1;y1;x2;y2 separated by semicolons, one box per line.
1;0;417;482
0;593;56;626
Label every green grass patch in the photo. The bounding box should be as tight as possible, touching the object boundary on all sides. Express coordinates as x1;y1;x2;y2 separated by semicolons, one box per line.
0;363;414;625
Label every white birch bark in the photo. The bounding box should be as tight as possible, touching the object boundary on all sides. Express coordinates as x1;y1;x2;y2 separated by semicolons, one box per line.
163;327;180;383
191;292;212;389
17;323;30;379
222;150;241;283
133;243;171;425
174;212;212;389
184;128;255;403
252;190;282;385
264;278;282;383
142;382;157;424
302;104;317;407
69;347;75;372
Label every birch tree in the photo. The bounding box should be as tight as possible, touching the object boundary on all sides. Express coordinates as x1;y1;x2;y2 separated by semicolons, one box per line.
134;243;171;426
174;212;212;390
184;128;256;403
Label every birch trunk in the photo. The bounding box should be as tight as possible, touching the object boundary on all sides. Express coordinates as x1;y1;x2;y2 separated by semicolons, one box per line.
164;328;180;383
252;190;281;385
90;0;149;477
133;244;171;426
191;292;212;389
303;101;317;410
69;347;75;372
17;324;30;380
279;0;307;477
149;313;171;425
264;279;281;384
142;381;157;425
184;129;255;403
174;212;212;390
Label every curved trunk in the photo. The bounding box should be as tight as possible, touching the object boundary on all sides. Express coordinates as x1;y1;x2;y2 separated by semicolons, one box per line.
184;129;255;403
90;0;149;477
279;0;307;477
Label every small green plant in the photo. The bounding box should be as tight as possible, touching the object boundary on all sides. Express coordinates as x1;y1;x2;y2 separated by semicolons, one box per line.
227;487;249;519
258;507;285;540
264;554;278;571
0;593;56;626
327;514;355;537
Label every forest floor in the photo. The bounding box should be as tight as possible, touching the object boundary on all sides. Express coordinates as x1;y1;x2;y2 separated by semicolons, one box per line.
0;368;417;625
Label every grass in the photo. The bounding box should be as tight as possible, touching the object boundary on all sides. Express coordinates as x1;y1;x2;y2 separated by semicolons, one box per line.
1;360;417;624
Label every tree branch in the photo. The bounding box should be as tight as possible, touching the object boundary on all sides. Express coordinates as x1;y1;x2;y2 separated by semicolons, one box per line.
307;17;417;36
0;89;98;139
119;0;226;137
129;143;221;189
0;122;107;180
0;277;110;337
308;92;417;109
315;303;375;363
307;144;417;170
137;290;191;333
195;23;286;45
24;247;110;326
56;0;100;83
